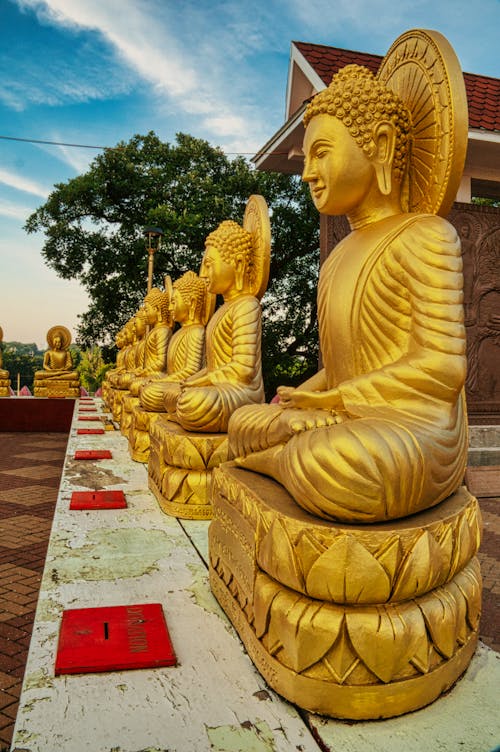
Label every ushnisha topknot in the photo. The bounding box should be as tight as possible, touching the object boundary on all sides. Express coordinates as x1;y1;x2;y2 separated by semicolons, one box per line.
304;64;412;182
173;271;207;320
206;220;254;286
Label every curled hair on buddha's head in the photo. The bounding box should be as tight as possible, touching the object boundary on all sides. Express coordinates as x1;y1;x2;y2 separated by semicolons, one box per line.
145;287;170;323
206;220;254;286
304;64;412;182
173;271;207;321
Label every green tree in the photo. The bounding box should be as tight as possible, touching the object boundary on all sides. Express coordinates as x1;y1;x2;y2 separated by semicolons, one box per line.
25;131;319;398
2;342;44;392
77;346;113;394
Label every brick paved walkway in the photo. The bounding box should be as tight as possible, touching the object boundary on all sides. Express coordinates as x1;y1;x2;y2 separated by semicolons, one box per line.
0;432;67;750
0;431;498;750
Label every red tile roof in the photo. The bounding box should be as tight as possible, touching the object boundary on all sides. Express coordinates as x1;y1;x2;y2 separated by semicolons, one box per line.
294;41;500;132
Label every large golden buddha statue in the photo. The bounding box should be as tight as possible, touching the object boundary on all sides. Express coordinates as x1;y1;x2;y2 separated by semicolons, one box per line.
120;286;172;437
0;327;11;397
209;30;481;720
129;270;213;462
33;326;80;397
148;195;270;518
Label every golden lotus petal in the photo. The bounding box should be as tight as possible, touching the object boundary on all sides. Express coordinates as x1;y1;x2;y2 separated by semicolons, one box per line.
392;531;445;600
306;534;391;603
346;603;426;683
257;518;304;592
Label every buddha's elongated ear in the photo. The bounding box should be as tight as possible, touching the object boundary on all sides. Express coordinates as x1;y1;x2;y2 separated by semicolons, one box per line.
188;295;197;323
372;121;396;196
235;255;245;292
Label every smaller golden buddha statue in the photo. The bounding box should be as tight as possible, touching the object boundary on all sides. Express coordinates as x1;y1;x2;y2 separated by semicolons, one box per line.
0;327;12;397
34;326;80;397
102;329;127;408
120;287;173;437
129;270;214;462
110;308;148;423
148;195;270;519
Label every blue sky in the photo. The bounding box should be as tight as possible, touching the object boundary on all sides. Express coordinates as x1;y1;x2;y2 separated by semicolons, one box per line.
0;0;498;348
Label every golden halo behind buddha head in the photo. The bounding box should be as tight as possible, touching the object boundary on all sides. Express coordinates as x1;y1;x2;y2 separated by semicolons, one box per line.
242;194;271;300
377;28;468;217
47;325;71;350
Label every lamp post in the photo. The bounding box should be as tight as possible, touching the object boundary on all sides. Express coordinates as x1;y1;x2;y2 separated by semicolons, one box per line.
143;226;164;293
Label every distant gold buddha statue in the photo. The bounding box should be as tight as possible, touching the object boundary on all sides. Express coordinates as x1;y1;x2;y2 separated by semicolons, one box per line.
102;328;127;408
128;271;213;462
120;287;173;436
110;308;148;423
210;31;481;720
148;195;270;518
34;326;80;397
0;327;11;397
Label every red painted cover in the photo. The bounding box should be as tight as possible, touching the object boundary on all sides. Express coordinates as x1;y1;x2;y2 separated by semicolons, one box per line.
78;416;101;421
78;407;97;412
74;450;112;460
77;428;105;435
70;490;127;510
55;603;176;675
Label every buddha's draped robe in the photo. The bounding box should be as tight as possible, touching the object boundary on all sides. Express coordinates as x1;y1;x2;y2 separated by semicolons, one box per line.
128;325;171;396
176;294;265;433
229;214;467;523
139;324;205;412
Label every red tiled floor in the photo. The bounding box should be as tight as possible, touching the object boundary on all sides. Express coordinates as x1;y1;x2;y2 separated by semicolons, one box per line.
0;432;67;749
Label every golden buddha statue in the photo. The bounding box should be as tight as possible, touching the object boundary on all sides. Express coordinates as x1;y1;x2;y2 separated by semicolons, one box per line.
209;30;481;719
33;326;80;397
148;195;270;518
101;328;127;408
110;308;148;423
0;327;11;397
120;287;172;437
129;271;213;462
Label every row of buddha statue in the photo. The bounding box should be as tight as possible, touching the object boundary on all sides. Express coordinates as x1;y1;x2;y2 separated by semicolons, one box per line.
0;325;80;398
106;29;481;721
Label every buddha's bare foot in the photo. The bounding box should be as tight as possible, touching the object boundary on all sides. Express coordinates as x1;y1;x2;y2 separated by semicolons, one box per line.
235;445;283;475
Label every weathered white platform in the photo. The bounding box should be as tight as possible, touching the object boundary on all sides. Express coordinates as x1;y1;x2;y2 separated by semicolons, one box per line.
11;400;500;752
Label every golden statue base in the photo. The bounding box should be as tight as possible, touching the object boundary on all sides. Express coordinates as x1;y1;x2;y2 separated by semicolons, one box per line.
111;389;127;423
148;419;228;520
34;380;79;398
128;406;163;463
120;394;139;438
0;379;11;396
208;465;482;719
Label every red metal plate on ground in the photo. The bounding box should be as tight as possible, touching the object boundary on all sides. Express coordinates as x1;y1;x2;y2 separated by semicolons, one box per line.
77;428;105;435
79;407;97;412
78;415;101;421
74;450;112;460
55;603;176;675
70;490;127;510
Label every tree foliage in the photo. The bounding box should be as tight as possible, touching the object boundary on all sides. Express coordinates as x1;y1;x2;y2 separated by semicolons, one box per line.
77;346;113;394
2;342;44;392
25;131;320;397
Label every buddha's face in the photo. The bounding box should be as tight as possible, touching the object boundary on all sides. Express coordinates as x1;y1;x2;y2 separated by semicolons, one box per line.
202;243;236;297
302;114;375;217
172;289;189;324
145;302;158;326
53;336;62;350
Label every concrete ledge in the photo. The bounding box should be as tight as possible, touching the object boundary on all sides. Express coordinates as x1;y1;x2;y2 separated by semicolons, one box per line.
12;400;500;752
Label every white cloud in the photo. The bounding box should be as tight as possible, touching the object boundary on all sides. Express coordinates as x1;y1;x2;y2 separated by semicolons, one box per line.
12;0;280;152
0;168;50;198
0;200;34;221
